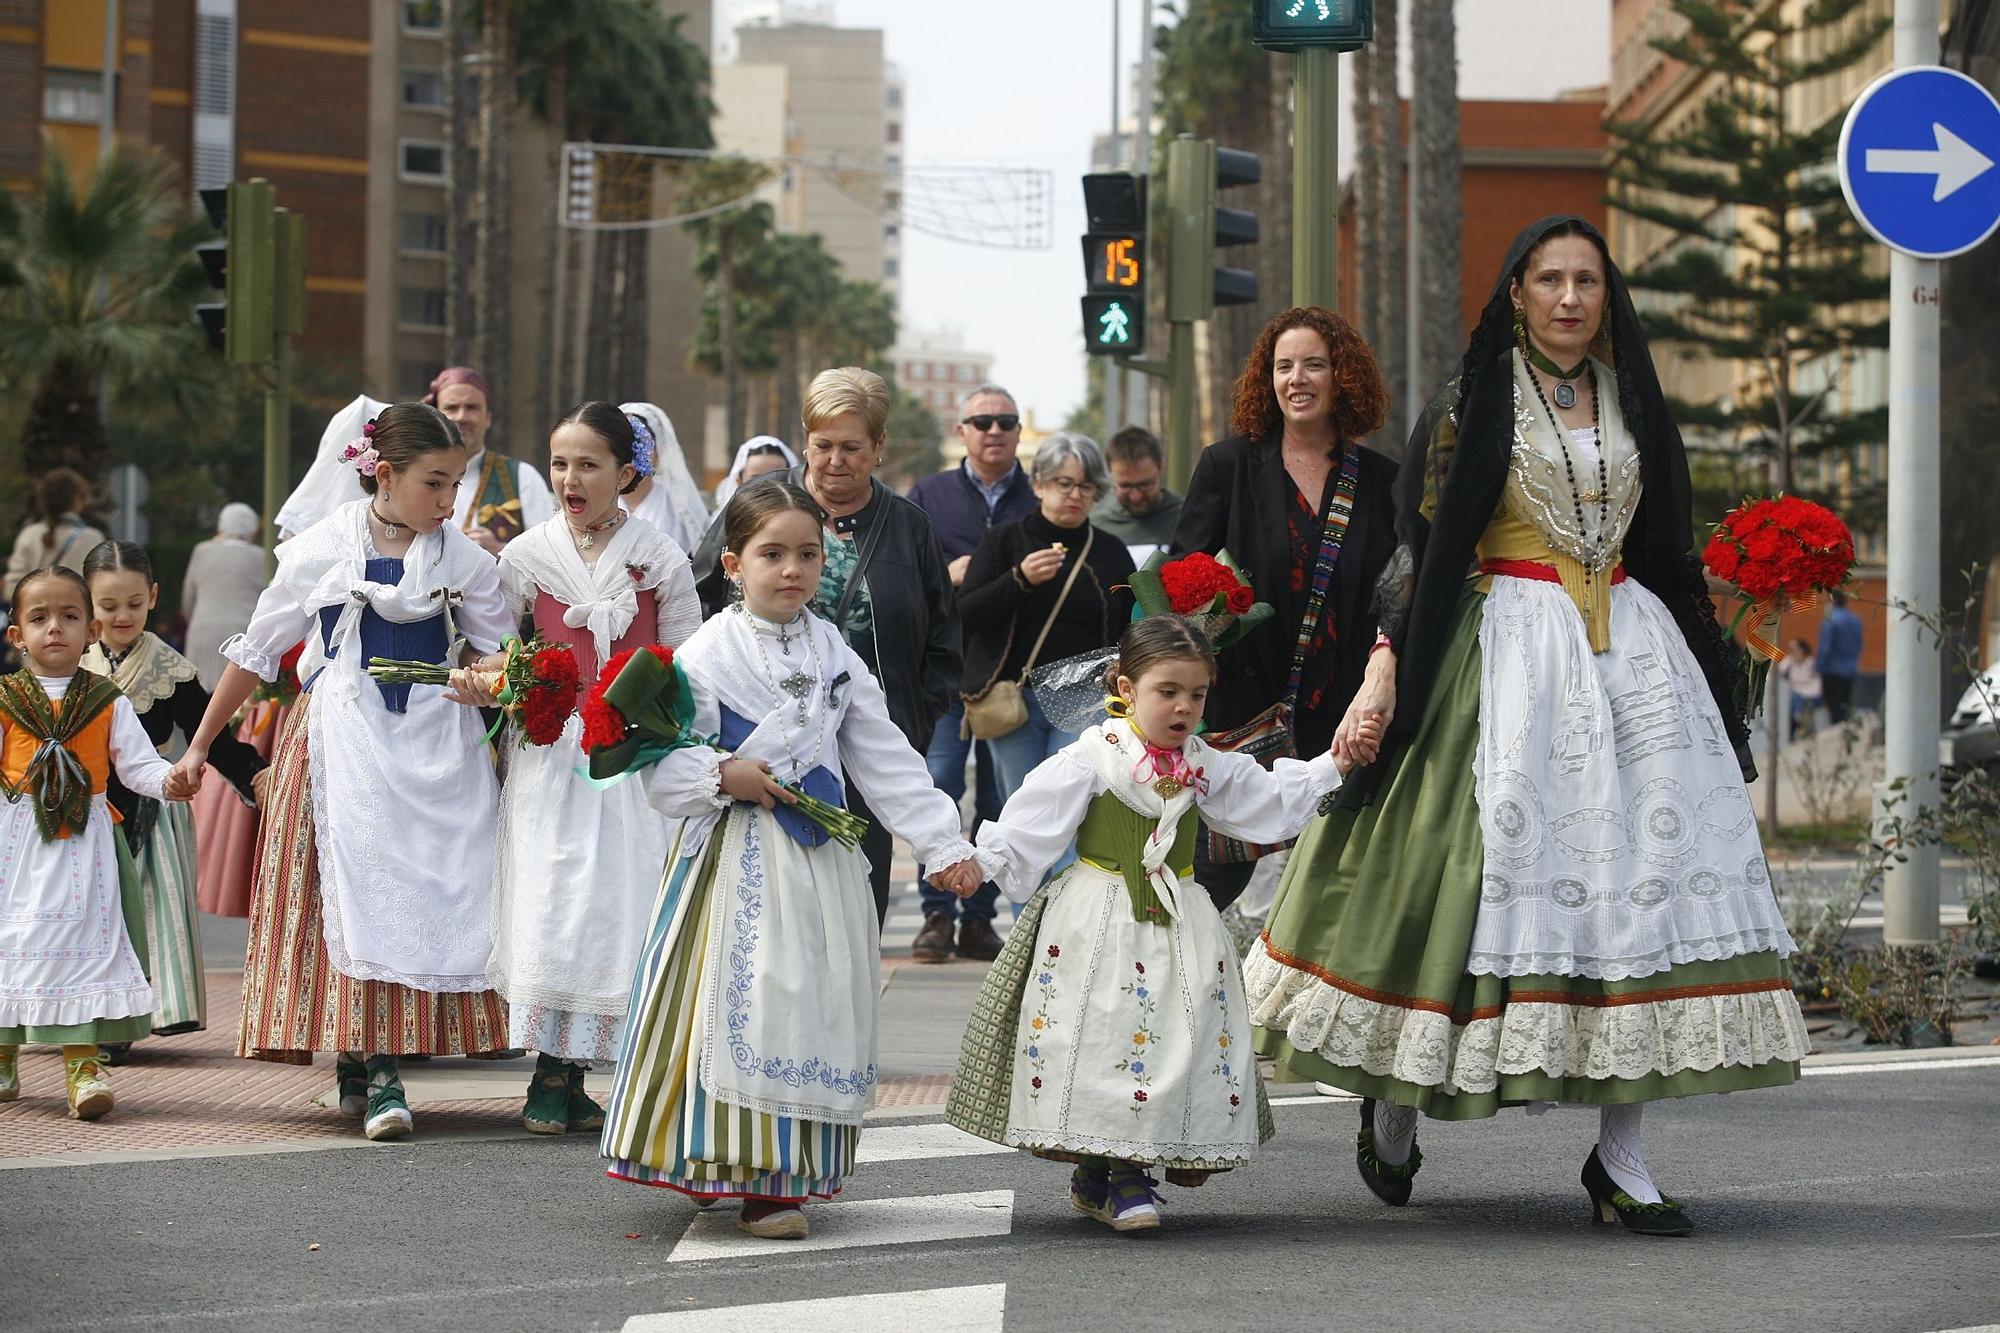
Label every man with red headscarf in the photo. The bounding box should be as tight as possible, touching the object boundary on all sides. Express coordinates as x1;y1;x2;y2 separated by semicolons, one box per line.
425;366;555;555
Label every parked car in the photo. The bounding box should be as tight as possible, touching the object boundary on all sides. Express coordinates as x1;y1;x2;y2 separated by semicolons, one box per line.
1939;662;2000;777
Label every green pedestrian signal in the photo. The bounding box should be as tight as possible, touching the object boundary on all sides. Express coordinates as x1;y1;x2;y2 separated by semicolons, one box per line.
1080;171;1148;356
1252;0;1372;51
1082;295;1142;353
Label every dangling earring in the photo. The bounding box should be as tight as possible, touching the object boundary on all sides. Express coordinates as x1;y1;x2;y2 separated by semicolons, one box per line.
1104;694;1134;720
1513;305;1529;354
1589;321;1614;367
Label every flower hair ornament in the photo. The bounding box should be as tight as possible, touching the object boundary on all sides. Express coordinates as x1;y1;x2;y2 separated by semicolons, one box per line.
626;415;658;479
339;418;382;476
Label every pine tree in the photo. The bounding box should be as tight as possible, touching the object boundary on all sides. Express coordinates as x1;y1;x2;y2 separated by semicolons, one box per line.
1607;0;1890;515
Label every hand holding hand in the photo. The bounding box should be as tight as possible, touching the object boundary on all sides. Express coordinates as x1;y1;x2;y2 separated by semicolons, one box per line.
1018;544;1067;586
163;760;202;802
926;858;983;898
719;757;796;809
948;554;973;587
466;525;504;557
1334;715;1385;774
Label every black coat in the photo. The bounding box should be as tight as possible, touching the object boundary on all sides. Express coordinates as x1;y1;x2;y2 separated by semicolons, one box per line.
958;512;1137;696
691;469;961;751
1170;434;1400;757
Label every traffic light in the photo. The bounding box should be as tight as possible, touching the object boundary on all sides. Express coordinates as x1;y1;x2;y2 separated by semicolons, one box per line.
1251;0;1373;52
196;179;275;365
194;178;306;364
1165;137;1261;322
1080;171;1147;355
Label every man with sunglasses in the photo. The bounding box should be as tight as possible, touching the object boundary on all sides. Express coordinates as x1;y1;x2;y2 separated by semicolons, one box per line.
904;384;1037;962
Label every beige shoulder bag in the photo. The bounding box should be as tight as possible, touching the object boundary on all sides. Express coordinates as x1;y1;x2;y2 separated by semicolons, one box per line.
962;529;1095;741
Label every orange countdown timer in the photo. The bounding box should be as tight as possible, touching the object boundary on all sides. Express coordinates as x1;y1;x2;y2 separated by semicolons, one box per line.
1084;233;1143;291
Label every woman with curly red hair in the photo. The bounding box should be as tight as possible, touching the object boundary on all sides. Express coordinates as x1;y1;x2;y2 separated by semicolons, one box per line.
1169;306;1401;911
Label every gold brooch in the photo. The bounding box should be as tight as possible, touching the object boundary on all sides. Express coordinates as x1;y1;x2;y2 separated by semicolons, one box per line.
1154;777;1184;799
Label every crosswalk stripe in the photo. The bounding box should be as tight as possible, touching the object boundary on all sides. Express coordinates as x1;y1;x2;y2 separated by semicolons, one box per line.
622;1282;1007;1331
666;1190;1014;1263
854;1121;1011;1165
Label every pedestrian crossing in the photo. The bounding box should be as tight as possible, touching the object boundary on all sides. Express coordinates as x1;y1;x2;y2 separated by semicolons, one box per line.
623;1283;1008;1332
666;1189;1016;1262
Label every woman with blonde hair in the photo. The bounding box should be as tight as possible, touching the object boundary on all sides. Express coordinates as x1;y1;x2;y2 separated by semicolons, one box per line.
689;368;961;922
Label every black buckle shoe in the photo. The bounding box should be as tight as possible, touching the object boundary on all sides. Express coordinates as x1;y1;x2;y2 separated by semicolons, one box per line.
1355;1097;1422;1206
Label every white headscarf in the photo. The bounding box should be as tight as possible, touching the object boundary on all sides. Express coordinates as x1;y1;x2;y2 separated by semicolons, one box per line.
275;394;390;540
712;435;800;512
217;502;261;540
618;401;710;552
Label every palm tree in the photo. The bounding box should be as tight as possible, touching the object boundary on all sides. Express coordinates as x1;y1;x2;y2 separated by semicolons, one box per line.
1369;0;1407;448
0;142;216;483
684;157;776;447
1410;0;1463;405
478;0;518;399
443;0;477;366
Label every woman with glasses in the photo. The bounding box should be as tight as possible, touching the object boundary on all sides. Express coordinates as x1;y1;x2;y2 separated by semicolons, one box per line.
959;433;1136;803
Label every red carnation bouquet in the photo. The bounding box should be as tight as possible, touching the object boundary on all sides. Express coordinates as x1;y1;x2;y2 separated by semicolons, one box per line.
368;633;580;746
1701;494;1856;713
242;641;304;733
581;646;867;847
1127;549;1272;648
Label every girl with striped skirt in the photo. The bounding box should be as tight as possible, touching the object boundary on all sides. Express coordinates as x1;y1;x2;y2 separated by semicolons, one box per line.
601;482;981;1240
81;542;268;1047
173;403;516;1141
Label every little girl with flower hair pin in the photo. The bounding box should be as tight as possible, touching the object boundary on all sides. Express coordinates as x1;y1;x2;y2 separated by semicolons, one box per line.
452;400;701;1134
945;613;1380;1233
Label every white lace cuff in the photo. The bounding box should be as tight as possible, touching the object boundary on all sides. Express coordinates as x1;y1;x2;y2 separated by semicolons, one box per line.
220;632;279;682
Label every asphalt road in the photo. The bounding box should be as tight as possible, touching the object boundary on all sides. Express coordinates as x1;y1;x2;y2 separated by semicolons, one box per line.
5;1058;1996;1333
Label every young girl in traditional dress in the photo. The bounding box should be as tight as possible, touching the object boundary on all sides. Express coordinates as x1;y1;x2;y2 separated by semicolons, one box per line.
81;541;267;1049
1;568;197;1119
172;402;516;1141
947;615;1379;1232
468;402;701;1133
601;481;983;1240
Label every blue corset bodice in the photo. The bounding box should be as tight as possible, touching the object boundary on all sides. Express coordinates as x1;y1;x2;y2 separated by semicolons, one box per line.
718;704;844;849
310;557;449;713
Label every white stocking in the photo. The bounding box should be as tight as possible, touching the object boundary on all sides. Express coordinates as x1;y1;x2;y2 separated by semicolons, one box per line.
1373;1101;1419;1166
1597;1103;1663;1204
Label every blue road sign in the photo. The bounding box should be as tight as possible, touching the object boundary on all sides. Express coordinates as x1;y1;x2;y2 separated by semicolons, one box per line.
1839;65;2000;260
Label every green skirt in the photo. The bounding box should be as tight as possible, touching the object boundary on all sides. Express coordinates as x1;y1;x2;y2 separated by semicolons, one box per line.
1246;587;1809;1121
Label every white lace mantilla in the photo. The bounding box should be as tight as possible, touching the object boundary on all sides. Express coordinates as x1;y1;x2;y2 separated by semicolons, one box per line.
1242;939;1812;1094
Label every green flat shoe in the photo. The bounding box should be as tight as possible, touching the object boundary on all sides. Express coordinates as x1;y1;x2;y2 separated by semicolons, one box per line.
564;1062;605;1133
522;1054;570;1135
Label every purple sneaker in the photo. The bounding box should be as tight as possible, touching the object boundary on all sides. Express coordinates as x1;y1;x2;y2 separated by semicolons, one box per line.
1073;1163;1162;1232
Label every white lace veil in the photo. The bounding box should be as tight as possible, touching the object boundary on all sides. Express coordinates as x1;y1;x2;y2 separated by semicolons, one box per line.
276;394;390;540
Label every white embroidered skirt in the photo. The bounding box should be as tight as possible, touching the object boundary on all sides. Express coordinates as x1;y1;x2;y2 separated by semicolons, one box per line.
1005;862;1259;1168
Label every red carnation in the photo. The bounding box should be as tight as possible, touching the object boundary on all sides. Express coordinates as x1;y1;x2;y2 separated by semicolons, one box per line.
578;645;674;754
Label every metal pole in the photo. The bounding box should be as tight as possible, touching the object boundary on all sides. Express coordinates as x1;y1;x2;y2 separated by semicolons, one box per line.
1292;46;1339;308
264;332;290;570
1166;319;1195;489
1104;0;1126;440
1127;0;1155;435
1880;0;1942;945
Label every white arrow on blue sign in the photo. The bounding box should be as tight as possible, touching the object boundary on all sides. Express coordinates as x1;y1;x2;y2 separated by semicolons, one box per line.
1839;65;2000;260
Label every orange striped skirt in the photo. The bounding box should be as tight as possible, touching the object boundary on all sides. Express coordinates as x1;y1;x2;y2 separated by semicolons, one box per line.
237;695;508;1064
